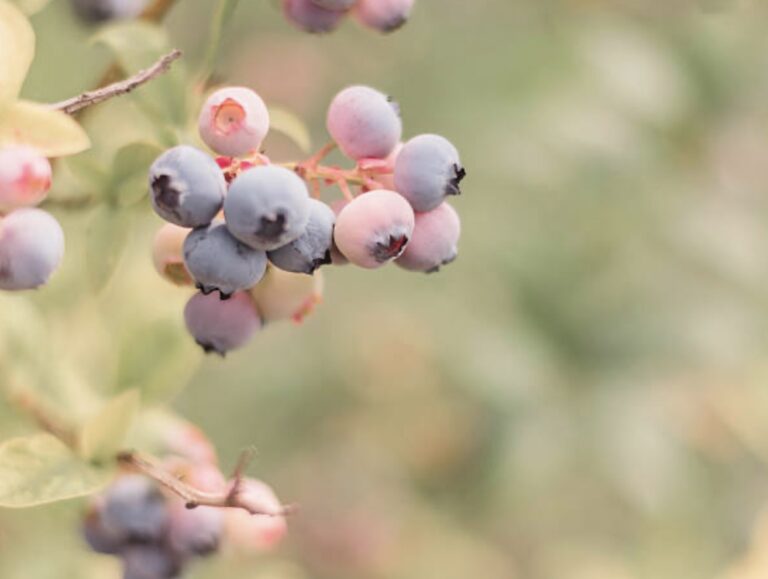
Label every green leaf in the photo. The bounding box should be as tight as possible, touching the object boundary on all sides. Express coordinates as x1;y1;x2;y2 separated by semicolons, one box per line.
11;0;52;15
0;100;90;157
79;390;140;462
86;205;134;292
0;434;111;507
197;0;242;85
93;22;187;129
118;320;200;404
0;0;34;103
109;142;162;206
269;107;312;153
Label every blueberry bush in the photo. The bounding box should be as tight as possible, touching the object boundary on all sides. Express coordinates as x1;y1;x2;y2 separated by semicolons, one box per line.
5;1;768;579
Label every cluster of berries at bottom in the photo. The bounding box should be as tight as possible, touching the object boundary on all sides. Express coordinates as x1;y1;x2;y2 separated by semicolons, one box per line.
0;147;64;293
149;83;465;356
283;0;415;34
83;425;286;579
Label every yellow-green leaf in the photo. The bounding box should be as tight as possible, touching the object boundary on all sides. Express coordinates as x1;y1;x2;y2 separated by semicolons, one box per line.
0;434;111;507
0;0;34;103
109;141;162;206
11;0;51;16
86;205;134;292
79;389;140;462
0;100;90;156
269;107;312;153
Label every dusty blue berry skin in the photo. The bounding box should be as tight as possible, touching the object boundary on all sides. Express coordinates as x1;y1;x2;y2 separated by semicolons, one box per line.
394;134;466;212
82;507;124;555
122;545;183;579
268;199;335;274
183;221;267;299
224;165;311;251
148;146;226;228
283;0;346;34
101;475;169;543
0;208;64;291
70;0;147;22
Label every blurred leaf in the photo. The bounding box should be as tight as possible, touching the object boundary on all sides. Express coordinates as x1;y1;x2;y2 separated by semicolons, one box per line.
0;0;34;103
198;0;242;85
109;142;162;206
79;389;140;462
93;22;188;129
0;434;110;507
10;0;51;15
86;205;134;292
269;107;312;153
0;100;90;156
118;320;200;404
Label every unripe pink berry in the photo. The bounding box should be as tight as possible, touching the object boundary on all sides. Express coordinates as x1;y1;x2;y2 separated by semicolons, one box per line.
396;202;460;273
226;478;288;551
184;291;262;355
0;146;52;210
161;423;219;466
353;0;414;33
198;87;270;158
329;199;350;265
327;86;402;160
333;190;414;269
0;208;64;291
311;0;356;9
282;0;347;34
152;223;193;286
250;266;324;323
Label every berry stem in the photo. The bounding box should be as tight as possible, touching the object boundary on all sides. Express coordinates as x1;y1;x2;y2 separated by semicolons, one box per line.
50;50;183;116
117;450;296;517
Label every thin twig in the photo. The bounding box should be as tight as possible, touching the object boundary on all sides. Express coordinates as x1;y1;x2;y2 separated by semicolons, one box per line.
50;50;183;116
117;450;296;517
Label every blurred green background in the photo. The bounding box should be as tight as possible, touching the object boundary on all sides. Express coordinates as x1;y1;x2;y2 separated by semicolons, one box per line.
5;0;768;578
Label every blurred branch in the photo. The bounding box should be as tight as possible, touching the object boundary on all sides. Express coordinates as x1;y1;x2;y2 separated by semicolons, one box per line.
117;450;296;516
7;389;78;450
94;0;182;92
50;50;182;116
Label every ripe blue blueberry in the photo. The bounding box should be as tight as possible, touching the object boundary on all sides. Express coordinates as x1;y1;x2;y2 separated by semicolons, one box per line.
282;0;347;33
353;0;414;32
396;202;461;273
393;134;465;212
0;208;65;291
267;199;335;274
183;221;268;299
148;146;226;228
184;291;262;356
70;0;148;22
101;475;169;543
224;165;311;251
82;503;125;555
327;85;402;160
122;545;183;579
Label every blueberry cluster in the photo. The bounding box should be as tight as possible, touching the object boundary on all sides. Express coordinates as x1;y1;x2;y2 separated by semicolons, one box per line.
83;447;286;578
0;146;65;292
283;0;415;34
149;84;464;355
